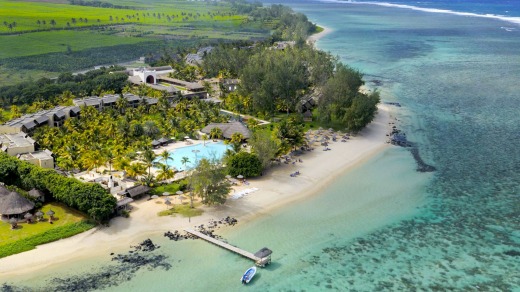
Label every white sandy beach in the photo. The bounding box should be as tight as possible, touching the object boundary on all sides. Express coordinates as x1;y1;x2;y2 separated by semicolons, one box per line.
307;25;333;44
0;104;392;278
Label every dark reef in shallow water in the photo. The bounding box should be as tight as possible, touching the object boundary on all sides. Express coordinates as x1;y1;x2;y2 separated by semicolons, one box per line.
1;239;171;292
388;126;436;172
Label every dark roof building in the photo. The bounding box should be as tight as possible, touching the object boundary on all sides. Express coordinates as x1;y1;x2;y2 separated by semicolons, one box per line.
201;121;251;139
123;185;152;198
0;191;35;216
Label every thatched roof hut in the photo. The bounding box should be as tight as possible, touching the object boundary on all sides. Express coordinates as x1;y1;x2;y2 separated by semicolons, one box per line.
0;192;35;215
0;186;9;205
123;185;151;198
201;121;251;139
28;189;45;202
0;185;9;196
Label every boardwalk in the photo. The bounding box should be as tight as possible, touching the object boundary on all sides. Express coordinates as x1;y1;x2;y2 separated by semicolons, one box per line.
184;228;271;267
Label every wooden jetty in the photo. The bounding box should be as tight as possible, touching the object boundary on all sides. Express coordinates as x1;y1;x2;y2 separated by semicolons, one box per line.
185;228;272;267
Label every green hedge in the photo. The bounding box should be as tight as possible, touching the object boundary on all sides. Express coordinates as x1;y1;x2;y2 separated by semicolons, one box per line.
227;152;262;178
0;221;96;258
0;153;116;221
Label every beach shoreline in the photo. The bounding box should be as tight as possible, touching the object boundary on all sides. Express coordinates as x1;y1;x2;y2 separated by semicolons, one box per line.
307;25;333;44
0;104;393;279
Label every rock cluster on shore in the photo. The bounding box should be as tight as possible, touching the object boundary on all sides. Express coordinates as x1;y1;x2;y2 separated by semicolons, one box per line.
164;216;239;242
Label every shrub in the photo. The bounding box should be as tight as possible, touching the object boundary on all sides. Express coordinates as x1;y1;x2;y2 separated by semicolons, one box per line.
227;152;262;178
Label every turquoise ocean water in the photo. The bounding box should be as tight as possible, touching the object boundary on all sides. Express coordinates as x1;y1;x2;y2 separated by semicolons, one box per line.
3;0;520;290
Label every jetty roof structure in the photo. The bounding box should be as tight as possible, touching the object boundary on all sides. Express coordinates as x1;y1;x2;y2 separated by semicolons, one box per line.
0;191;35;215
201;121;251;139
254;247;273;258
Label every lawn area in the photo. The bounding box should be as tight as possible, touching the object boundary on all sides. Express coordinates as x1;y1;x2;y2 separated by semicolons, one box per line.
0;202;95;258
157;202;203;218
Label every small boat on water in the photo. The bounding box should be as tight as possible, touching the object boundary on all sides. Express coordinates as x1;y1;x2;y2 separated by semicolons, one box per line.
241;266;257;284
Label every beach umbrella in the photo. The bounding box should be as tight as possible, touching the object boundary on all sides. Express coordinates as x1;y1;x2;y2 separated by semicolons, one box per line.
24;213;33;220
163;192;170;196
178;195;185;204
176;191;183;195
151;195;159;199
46;209;55;216
164;200;172;209
225;175;231;179
9;218;17;229
35;210;44;219
184;136;190;140
237;175;244;179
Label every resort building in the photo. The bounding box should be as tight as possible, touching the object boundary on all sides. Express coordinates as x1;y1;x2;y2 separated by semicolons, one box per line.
200;121;252;140
126;67;207;99
0;132;35;156
73;94;158;110
185;46;214;66
118;185;152;200
18;150;54;169
271;41;296;50
128;66;174;85
0;106;80;135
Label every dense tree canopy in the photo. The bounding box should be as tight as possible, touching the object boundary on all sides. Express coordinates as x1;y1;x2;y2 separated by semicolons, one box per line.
0;67;128;108
317;63;379;132
249;130;278;170
190;158;231;206
0;153;116;221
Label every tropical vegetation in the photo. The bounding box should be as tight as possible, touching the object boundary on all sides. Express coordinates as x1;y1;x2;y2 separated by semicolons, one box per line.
0;152;116;221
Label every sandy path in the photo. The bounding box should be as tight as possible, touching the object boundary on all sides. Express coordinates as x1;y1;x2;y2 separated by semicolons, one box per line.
0;105;393;277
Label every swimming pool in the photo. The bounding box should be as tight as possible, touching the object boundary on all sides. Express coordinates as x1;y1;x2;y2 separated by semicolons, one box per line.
155;141;231;171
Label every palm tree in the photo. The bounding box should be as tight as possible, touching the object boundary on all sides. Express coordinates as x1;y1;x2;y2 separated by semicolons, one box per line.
141;149;157;178
181;156;190;171
116;95;128;114
210;127;223;140
201;134;208;146
159;149;173;166
125;163;146;179
113;156;130;171
104;148;115;173
156;163;175;181
143;121;159;138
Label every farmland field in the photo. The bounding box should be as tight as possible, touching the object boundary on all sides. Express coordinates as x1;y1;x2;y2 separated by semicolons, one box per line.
0;0;271;86
0;0;244;33
0;30;154;58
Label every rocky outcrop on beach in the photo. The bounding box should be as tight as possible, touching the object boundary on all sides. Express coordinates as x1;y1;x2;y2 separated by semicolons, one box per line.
164;216;239;242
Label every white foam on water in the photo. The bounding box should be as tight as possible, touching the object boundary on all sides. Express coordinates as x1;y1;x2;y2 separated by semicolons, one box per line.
318;0;520;25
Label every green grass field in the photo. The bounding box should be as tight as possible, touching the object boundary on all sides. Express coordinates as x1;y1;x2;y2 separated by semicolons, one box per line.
0;30;153;58
0;202;95;258
0;0;243;33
